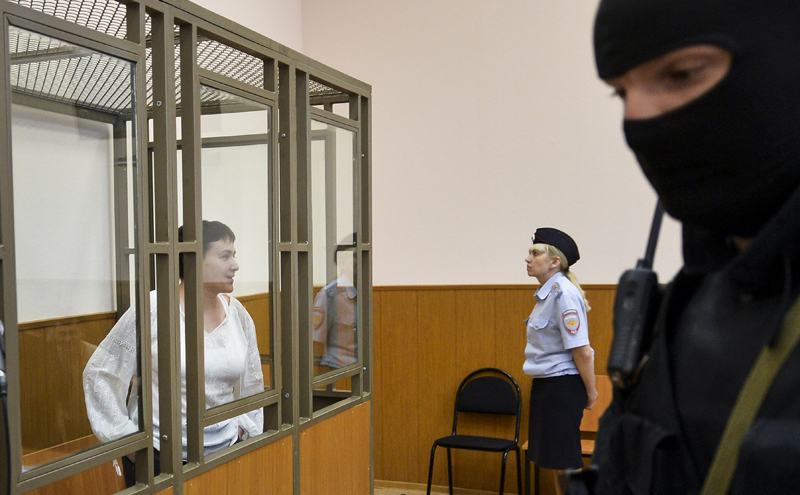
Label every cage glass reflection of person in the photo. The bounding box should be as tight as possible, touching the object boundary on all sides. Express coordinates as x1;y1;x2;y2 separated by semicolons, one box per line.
82;220;264;487
313;234;357;370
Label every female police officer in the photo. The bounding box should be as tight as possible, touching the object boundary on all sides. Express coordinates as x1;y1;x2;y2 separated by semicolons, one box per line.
584;0;800;493
524;227;596;495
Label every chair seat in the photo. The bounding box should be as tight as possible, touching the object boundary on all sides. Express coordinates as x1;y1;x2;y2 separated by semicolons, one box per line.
434;434;518;452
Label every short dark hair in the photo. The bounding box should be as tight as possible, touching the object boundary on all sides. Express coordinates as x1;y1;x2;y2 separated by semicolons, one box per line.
178;220;236;278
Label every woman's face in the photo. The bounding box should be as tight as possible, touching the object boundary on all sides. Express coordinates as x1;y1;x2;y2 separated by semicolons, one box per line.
604;44;732;120
203;239;239;293
525;248;559;281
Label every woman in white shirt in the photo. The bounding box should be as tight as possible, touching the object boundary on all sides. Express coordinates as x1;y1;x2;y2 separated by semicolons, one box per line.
83;220;264;487
523;227;596;495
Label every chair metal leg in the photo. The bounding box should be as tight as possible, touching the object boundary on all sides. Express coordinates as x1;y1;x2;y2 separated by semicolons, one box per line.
499;450;509;495
525;454;530;495
426;443;438;495
515;447;523;495
447;448;454;495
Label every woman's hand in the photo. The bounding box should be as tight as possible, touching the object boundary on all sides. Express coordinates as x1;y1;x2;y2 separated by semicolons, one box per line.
586;388;599;410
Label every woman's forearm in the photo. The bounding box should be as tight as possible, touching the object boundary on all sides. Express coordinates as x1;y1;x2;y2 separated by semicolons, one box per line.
572;345;598;409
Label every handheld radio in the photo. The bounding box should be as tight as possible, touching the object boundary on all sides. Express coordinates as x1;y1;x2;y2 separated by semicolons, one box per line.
607;201;665;389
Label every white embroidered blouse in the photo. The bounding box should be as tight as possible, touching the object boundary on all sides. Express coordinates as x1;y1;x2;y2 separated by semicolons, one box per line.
83;291;264;457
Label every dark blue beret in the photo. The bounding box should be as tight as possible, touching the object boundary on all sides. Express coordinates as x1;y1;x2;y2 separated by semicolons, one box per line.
532;227;580;267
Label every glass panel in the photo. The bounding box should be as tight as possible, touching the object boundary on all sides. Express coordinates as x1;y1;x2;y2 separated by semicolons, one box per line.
9;26;140;469
197;85;272;453
310;120;357;390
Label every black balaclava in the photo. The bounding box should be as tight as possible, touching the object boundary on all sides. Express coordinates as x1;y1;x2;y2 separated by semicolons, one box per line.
594;0;800;237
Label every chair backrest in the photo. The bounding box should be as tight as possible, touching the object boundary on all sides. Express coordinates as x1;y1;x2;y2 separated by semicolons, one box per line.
580;375;613;433
452;368;522;442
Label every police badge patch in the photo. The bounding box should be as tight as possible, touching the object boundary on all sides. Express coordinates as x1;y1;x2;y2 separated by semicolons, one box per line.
562;309;580;334
313;307;325;329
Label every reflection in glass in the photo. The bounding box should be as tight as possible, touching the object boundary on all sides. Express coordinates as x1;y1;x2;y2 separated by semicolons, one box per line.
8;26;139;469
196;85;272;450
311;120;357;388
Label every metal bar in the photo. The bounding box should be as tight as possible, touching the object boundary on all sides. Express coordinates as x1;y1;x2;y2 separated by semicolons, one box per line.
294;69;313;425
360;91;374;494
8;44;92;64
3;8;140;60
276;61;299;494
266;74;280;424
202;392;280;427
197;68;276;103
309;93;350;107
196;133;268;148
310;364;361;388
309;106;359;132
113;118;132;319
154;133;270;150
179;20;204;468
132;28;157;489
263;54;275;93
322;125;337;283
10;91;118;123
149;7;182;487
0;14;23;495
16;436;151;492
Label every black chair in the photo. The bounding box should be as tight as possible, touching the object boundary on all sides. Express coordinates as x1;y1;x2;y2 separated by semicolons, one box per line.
426;367;523;495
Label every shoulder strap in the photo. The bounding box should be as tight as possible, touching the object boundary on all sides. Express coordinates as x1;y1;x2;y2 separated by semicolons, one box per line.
700;296;800;495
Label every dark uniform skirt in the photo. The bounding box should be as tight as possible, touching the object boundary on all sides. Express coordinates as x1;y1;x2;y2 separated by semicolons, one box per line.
528;373;587;470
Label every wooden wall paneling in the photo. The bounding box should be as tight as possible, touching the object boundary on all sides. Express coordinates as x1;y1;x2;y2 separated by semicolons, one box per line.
584;287;615;374
415;289;456;487
184;436;294;495
19;313;116;453
184;462;230;495
299;402;371;495
452;289;501;492
240;293;274;389
18;329;46;453
23;459;126;495
493;287;537;492
454;289;497;383
372;290;384;480
239;292;271;352
157;489;174;495
373;289;419;482
227;437;293;495
372;284;617;495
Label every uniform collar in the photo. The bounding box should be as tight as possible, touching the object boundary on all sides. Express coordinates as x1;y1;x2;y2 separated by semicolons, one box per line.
535;271;565;301
335;274;357;299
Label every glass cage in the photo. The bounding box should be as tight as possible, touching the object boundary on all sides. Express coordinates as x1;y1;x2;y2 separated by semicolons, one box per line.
0;0;371;492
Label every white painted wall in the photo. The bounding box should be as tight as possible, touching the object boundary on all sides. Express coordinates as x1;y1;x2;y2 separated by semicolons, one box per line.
297;0;684;286
191;0;303;52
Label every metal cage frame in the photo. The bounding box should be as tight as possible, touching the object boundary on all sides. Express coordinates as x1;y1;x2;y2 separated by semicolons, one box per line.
0;0;372;493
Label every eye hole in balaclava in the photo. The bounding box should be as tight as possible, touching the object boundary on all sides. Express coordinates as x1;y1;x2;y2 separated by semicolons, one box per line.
605;44;732;121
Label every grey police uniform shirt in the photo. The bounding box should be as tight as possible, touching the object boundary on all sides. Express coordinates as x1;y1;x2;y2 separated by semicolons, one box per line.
523;271;589;378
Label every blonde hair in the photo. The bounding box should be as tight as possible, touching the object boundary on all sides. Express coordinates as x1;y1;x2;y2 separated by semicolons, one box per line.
531;243;591;311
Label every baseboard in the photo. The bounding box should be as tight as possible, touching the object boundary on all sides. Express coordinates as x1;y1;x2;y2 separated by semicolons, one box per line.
375;479;498;495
